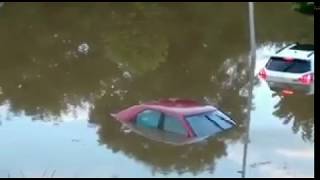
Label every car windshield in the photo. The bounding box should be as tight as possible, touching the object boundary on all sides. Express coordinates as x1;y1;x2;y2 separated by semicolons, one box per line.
266;57;310;73
186;111;235;138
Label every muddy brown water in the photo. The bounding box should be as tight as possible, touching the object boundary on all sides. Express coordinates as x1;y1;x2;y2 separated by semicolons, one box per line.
0;2;313;178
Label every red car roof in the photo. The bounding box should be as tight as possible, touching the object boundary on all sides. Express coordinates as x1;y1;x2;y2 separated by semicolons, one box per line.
113;99;217;123
112;99;236;141
143;104;216;117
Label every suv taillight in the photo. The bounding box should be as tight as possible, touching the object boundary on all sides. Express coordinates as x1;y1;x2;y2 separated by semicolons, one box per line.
298;73;314;85
258;68;267;79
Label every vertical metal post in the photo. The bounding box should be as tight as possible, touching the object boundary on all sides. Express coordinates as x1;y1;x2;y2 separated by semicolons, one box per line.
241;2;256;178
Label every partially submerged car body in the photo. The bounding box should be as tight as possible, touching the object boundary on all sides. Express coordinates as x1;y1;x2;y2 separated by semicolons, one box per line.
259;43;314;86
112;99;236;145
267;80;314;96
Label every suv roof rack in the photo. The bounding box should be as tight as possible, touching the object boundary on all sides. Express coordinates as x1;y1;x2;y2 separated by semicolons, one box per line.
276;43;295;54
290;44;314;51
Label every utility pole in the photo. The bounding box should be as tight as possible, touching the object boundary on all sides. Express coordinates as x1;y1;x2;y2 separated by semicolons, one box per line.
241;2;257;178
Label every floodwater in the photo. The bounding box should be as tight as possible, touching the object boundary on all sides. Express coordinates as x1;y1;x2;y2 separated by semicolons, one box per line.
0;2;314;178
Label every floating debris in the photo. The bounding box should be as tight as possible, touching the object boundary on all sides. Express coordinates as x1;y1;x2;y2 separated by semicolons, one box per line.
122;128;132;134
0;86;2;95
250;161;271;168
114;89;128;96
226;64;237;76
18;84;23;89
99;90;106;97
239;87;249;97
77;43;90;55
120;124;130;132
210;75;216;82
122;71;132;79
53;33;59;38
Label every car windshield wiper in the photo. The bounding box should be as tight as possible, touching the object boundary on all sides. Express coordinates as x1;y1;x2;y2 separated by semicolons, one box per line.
213;113;235;125
204;115;224;131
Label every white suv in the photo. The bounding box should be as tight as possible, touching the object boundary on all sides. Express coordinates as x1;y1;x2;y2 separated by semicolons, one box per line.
259;43;314;95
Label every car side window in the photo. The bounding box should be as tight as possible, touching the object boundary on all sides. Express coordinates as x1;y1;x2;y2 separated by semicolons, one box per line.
163;115;187;136
136;109;161;129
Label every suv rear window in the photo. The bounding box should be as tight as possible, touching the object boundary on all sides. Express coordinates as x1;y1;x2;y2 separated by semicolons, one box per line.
186;111;235;138
266;57;310;73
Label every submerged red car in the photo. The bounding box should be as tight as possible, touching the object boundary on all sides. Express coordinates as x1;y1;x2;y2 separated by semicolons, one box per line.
111;99;236;145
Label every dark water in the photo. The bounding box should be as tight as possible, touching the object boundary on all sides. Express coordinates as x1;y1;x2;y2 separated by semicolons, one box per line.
0;2;314;178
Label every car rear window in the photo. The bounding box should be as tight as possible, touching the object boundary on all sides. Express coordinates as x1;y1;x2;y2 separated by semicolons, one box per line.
266;57;310;73
206;111;234;129
186;115;222;137
186;111;235;137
